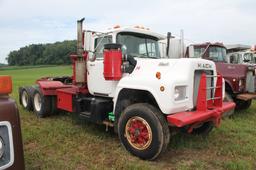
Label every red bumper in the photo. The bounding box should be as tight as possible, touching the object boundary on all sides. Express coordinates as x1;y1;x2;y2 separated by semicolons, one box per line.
167;101;235;127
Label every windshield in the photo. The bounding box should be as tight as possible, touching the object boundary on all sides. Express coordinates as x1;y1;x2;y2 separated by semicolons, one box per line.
193;47;206;58
208;46;226;62
243;53;255;64
117;32;160;58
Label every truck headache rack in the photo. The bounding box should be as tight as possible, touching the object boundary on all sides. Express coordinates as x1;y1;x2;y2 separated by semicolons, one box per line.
167;73;235;131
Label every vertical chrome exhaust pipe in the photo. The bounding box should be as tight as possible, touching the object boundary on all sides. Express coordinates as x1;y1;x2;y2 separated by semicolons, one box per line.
75;18;86;84
77;18;85;57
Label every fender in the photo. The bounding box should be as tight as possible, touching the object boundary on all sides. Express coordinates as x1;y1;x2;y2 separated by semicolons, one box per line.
113;85;165;114
224;79;234;94
37;80;72;96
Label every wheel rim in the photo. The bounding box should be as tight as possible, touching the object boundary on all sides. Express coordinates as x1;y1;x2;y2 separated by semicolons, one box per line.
34;93;42;112
125;116;152;150
21;91;29;108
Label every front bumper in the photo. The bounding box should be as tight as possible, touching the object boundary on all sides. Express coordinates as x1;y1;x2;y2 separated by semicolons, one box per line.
236;93;256;101
167;101;235;128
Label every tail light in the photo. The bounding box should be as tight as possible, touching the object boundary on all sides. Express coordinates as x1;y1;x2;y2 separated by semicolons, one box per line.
0;76;12;95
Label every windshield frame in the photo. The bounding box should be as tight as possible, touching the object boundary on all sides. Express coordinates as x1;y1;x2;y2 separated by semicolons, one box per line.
116;32;161;59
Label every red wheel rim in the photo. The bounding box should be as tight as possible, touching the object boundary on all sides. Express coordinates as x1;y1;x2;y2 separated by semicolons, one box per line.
125;116;152;150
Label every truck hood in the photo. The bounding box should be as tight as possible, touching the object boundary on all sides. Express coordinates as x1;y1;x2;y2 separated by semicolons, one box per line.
131;58;215;77
116;58;217;114
132;58;177;75
215;62;248;79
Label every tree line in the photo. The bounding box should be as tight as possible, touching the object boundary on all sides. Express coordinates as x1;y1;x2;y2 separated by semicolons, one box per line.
6;40;76;66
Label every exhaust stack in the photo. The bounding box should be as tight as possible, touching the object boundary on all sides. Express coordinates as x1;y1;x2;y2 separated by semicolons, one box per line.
77;18;85;57
74;18;86;84
166;32;171;57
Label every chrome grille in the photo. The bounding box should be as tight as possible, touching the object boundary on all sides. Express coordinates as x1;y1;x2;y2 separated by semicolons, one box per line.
246;71;255;93
193;70;214;106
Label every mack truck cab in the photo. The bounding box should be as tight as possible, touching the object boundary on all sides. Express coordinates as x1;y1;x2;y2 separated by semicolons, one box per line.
186;43;256;111
0;76;25;169
19;19;235;160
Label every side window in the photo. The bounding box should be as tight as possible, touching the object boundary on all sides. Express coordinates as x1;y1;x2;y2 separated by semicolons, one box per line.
230;55;238;64
139;44;146;55
138;41;157;57
146;42;156;57
94;36;112;58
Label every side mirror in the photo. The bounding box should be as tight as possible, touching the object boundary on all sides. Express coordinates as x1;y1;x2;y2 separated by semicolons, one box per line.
121;45;127;55
88;52;96;62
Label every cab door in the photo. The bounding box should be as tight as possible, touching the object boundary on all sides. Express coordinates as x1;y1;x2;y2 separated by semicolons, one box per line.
87;35;118;97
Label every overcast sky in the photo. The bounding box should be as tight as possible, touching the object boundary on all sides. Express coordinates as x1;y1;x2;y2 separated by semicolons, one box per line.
0;0;255;63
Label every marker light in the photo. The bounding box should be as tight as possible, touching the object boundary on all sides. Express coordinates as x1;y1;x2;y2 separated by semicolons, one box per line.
156;72;161;79
113;25;120;29
160;86;165;92
0;76;12;95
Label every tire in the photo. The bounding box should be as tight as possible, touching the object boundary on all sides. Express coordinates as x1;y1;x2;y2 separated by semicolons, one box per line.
118;103;170;160
19;87;35;111
235;99;252;110
222;92;235;117
32;89;52;118
190;122;214;136
50;96;58;115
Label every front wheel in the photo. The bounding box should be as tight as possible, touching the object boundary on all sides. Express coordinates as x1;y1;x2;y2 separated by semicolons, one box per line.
118;103;170;160
191;122;214;136
223;92;235;117
235;99;252;110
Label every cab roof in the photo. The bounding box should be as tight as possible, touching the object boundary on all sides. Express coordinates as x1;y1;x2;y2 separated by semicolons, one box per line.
191;42;226;49
102;26;166;40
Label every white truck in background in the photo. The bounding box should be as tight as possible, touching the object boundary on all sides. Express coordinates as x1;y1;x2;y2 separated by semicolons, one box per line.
225;44;256;65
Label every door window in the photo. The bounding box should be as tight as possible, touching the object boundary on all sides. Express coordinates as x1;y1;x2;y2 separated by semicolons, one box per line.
94;36;112;58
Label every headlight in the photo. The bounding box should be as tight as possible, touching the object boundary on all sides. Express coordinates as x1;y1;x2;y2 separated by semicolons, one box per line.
0;137;4;158
174;86;186;101
0;121;14;169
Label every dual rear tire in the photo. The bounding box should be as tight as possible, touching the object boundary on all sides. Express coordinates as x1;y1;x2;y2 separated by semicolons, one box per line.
19;86;36;111
19;86;57;117
33;89;52;118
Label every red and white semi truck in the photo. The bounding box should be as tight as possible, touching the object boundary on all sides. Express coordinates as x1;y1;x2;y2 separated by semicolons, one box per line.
19;19;235;160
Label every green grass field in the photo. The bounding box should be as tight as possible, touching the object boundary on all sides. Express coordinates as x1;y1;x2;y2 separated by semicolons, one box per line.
1;66;256;170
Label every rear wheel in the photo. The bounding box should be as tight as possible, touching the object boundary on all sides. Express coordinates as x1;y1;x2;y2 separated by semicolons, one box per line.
32;89;51;118
19;87;34;111
235;99;252;110
118;103;170;160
